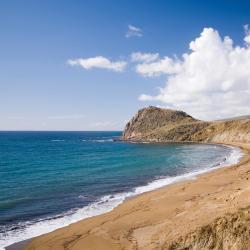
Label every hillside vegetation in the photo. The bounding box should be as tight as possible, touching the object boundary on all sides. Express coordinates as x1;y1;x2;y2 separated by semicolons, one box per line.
123;106;250;143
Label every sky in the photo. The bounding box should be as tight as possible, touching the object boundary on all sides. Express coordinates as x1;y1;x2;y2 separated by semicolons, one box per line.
1;0;250;130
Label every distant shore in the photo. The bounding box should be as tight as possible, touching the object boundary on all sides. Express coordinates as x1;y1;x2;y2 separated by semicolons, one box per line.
13;142;249;250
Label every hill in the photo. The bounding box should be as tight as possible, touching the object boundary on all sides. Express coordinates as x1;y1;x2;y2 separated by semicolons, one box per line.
123;106;250;143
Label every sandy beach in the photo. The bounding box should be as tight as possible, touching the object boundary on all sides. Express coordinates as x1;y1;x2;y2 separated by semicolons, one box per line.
2;1;250;248
20;142;250;250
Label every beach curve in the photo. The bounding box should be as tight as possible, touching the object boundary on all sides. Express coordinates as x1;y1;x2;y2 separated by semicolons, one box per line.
18;142;250;250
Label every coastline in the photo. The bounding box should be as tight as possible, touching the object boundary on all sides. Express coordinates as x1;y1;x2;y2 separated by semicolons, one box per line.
3;142;238;249
5;240;31;250
10;141;249;250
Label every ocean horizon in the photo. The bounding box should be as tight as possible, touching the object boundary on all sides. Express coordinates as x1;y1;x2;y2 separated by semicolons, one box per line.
0;131;243;249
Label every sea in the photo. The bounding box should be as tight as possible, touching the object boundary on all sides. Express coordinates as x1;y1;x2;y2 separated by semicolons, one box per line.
0;131;243;249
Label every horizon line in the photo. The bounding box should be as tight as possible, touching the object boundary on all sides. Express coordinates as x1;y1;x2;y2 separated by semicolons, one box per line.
0;130;123;132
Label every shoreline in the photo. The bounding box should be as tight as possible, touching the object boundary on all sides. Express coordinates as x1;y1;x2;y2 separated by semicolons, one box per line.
5;240;31;250
6;141;249;250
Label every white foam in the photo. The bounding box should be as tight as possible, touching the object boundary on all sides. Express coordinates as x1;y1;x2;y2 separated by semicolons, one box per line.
221;145;244;166
94;139;113;142
1;145;243;250
82;139;113;142
135;145;243;195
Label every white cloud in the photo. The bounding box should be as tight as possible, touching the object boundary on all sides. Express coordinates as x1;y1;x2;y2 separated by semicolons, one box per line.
138;27;250;119
136;56;181;77
244;24;250;44
131;52;159;63
48;114;85;120
68;56;127;72
125;25;143;38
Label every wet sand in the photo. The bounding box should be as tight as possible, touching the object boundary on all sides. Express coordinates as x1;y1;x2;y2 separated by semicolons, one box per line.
5;239;31;250
16;142;250;249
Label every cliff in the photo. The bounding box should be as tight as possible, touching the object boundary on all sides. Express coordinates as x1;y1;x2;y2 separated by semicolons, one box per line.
123;106;250;143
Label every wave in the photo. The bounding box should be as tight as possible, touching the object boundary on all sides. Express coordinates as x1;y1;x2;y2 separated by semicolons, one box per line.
82;139;113;142
0;145;243;250
50;139;114;143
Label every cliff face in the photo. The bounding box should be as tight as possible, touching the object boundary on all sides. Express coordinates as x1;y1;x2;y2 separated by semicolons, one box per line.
123;106;250;143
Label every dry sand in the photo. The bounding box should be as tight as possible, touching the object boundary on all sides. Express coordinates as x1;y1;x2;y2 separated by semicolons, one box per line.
23;142;250;250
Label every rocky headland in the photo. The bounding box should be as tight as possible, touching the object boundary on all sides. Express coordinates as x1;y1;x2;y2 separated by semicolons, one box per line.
123;106;250;143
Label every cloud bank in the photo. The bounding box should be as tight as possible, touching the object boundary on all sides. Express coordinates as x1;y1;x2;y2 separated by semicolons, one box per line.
125;25;143;38
139;27;250;120
68;56;126;72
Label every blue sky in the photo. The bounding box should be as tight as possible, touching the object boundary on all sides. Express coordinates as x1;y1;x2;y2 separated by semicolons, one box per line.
1;0;250;130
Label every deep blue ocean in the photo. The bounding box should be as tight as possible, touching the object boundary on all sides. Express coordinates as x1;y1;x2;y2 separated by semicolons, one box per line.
0;131;242;248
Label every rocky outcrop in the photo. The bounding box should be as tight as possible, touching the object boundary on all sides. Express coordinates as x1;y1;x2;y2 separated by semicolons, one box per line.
123;106;250;143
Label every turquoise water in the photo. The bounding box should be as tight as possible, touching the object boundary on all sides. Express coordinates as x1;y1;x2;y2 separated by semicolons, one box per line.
0;131;242;248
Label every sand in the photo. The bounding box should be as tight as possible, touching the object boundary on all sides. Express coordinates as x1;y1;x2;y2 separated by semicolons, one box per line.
5;240;31;250
22;142;250;250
